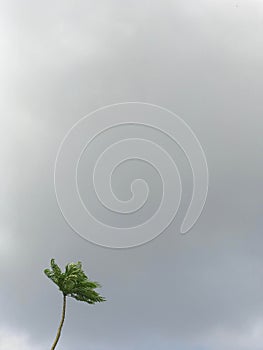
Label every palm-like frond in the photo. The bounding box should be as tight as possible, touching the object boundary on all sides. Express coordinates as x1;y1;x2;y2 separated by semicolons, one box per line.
44;259;106;304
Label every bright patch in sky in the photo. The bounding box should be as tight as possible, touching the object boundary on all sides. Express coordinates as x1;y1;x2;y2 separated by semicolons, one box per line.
0;328;45;350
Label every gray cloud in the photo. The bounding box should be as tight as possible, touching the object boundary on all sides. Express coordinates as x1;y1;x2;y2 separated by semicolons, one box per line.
1;0;263;349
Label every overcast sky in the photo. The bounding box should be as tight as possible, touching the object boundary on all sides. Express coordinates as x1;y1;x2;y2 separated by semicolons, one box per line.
1;0;263;349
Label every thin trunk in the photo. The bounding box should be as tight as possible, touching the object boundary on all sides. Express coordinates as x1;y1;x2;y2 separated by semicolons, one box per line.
51;294;67;350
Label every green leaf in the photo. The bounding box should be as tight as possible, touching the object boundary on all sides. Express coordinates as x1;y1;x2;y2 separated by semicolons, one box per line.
44;259;106;304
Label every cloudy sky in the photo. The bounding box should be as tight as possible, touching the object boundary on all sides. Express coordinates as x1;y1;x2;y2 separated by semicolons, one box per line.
1;0;263;349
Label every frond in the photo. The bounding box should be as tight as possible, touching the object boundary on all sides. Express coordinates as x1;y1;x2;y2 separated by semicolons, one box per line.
44;259;106;304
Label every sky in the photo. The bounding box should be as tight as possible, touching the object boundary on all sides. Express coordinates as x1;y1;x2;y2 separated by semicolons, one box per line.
1;0;263;349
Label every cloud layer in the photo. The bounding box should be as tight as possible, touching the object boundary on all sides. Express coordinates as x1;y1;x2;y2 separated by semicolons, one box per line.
1;0;263;349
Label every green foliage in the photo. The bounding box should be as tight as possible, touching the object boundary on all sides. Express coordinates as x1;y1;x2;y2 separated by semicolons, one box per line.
44;259;106;304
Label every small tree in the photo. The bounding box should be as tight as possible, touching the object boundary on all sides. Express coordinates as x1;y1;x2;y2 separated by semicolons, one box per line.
44;259;105;350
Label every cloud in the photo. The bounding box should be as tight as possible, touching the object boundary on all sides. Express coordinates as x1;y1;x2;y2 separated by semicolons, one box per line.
0;0;263;349
201;318;263;350
0;327;46;350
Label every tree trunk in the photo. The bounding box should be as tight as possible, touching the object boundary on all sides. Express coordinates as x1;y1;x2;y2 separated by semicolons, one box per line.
51;294;67;350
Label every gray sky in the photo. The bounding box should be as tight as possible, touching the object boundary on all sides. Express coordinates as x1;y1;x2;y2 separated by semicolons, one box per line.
1;0;263;349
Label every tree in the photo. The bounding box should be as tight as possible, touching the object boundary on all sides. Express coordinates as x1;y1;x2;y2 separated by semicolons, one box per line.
44;259;106;350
